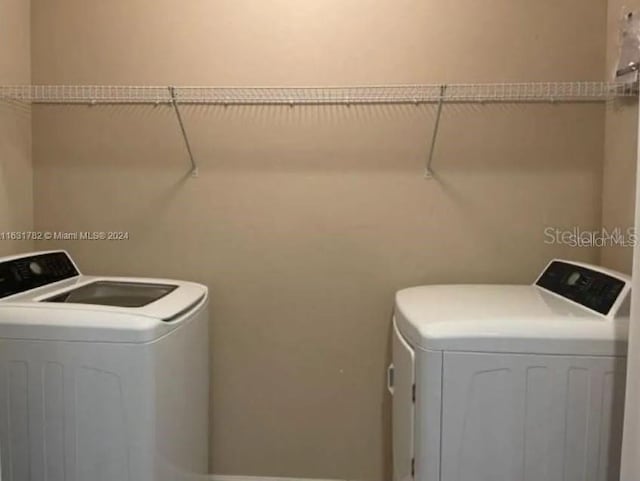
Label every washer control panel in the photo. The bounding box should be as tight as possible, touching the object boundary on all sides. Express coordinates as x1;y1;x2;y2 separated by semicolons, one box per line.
536;260;627;315
0;251;79;299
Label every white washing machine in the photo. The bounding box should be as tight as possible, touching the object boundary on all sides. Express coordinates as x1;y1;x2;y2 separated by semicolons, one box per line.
389;259;631;481
0;250;209;481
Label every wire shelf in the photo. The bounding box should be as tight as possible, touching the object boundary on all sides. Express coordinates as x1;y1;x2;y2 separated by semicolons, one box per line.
0;81;636;105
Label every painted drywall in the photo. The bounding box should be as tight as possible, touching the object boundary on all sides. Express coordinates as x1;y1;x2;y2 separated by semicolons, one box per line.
0;0;32;255
31;1;606;479
601;0;640;274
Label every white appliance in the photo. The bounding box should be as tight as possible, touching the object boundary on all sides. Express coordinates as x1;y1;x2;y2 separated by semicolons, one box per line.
0;250;209;481
389;259;631;481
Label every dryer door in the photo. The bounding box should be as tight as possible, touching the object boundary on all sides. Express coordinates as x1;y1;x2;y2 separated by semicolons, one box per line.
391;317;416;481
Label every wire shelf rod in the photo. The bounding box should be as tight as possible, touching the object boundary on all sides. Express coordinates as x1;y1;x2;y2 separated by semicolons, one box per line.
0;81;635;105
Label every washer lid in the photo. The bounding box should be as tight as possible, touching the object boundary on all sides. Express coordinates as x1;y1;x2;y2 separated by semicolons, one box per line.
0;276;208;343
395;284;629;356
43;280;179;308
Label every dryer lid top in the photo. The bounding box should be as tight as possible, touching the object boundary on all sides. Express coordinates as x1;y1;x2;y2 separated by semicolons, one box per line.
394;260;631;356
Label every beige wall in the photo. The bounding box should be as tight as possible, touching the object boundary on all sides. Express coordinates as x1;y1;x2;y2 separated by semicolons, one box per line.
31;1;606;479
0;0;32;255
601;0;640;274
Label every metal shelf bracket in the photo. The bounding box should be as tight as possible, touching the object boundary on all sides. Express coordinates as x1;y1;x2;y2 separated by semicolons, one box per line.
425;84;447;179
168;86;199;177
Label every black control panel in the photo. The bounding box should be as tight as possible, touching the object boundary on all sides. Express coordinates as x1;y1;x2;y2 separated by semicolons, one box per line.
536;261;626;315
0;252;79;299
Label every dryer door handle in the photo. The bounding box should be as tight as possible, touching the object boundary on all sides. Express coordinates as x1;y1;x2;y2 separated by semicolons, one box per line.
387;363;395;395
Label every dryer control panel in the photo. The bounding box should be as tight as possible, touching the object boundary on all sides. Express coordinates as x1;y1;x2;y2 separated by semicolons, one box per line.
0;251;79;299
536;260;627;316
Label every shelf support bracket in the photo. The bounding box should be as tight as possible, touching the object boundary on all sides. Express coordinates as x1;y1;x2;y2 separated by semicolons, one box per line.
425;84;447;179
169;86;199;177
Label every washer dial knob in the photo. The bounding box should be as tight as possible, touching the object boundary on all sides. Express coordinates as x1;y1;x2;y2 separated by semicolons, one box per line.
29;262;43;275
